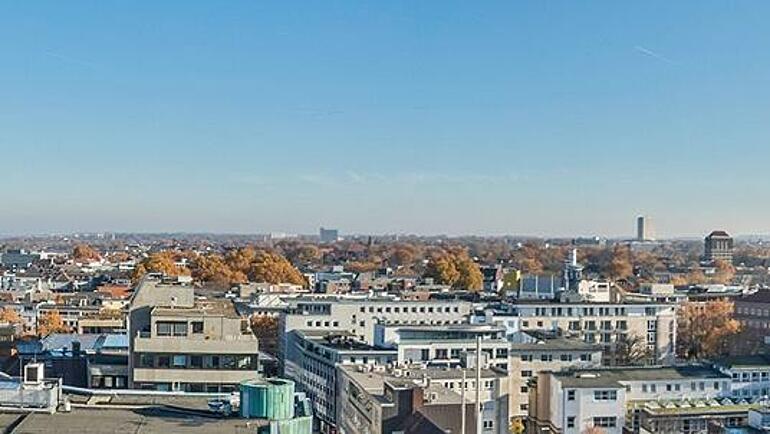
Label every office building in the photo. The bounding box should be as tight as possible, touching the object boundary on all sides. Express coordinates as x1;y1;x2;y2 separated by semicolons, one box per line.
283;330;397;433
337;364;510;434
705;230;735;263
636;216;654;241
128;275;259;392
320;227;340;243
530;365;732;434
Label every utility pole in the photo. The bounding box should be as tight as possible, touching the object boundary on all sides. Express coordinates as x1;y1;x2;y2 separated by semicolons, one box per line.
475;335;482;434
460;368;466;434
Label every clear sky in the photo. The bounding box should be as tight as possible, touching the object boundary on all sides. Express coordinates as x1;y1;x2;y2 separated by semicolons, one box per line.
2;1;770;237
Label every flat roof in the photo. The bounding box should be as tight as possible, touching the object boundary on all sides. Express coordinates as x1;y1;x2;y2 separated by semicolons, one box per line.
554;365;730;389
715;355;770;369
153;300;239;319
12;407;263;433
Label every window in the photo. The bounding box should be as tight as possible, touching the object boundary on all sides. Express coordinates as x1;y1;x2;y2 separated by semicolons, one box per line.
157;355;170;368
521;370;532;378
560;354;573;362
520;386;528;393
190;355;203;368
593;390;617;401
567;390;575;401
483;420;494;430
157;321;188;337
593;417;617;428
192;321;204;334
580;353;591;362
567;417;576;428
172;355;187;368
541;354;553;362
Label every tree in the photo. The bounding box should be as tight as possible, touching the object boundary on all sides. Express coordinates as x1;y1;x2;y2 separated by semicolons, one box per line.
712;259;736;284
509;417;525;434
37;310;69;337
678;300;741;360
251;315;279;356
608;246;633;280
249;251;305;285
613;333;652;366
424;249;483;291
0;308;22;325
72;244;101;262
194;254;247;290
133;251;189;281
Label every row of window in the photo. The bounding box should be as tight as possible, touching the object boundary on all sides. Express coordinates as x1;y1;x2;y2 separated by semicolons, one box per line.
135;382;239;393
520;353;593;363
359;305;461;314
135;353;256;370
731;371;770;383
155;321;204;337
566;416;616;429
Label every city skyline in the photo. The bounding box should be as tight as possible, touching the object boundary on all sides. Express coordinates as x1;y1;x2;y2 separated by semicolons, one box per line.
3;2;770;236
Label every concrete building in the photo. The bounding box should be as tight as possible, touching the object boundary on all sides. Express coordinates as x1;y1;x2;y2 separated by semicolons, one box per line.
283;330;398;433
508;332;603;418
530;365;732;434
320;227;340;243
278;296;472;361
509;300;677;365
337;364;510;434
734;291;770;354
374;324;512;371
705;230;734;264
636;216;654;241
128;275;258;392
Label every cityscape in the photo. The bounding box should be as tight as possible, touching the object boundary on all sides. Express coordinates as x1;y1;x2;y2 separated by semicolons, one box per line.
3;2;770;434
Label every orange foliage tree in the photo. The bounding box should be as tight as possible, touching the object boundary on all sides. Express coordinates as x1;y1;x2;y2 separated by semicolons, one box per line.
37;310;70;337
678;300;741;360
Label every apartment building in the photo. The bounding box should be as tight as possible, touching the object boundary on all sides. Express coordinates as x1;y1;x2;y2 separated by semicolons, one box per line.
284;330;397;433
128;275;258;392
278;296;472;367
510;300;677;365
337;364;510;434
508;332;602;418
374;324;512;372
530;365;731;434
713;355;770;400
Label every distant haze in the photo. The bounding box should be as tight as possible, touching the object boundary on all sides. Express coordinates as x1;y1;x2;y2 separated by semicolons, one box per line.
2;2;770;238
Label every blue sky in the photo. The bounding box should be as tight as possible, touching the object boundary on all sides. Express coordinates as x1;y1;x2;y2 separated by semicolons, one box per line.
2;1;770;237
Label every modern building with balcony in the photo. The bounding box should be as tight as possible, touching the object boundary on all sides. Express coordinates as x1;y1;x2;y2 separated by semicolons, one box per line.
128;275;258;392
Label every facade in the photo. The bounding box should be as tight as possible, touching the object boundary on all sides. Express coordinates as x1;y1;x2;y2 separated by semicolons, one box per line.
636;216;654;241
128;275;258;392
320;227;340;243
279;297;472;360
508;333;603;418
705;230;734;263
337;364;510;434
509;301;677;365
530;365;732;434
733;291;770;354
374;324;512;371
283;330;397;433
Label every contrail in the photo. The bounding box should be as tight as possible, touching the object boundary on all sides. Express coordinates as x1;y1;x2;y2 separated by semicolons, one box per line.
634;45;677;65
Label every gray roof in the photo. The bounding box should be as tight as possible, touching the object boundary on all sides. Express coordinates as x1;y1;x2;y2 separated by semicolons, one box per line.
554;365;730;389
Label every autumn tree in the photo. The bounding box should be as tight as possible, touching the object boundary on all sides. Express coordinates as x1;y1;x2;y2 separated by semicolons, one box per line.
194;254;248;290
424;249;483;291
249;251;305;285
509;417;525;434
712;259;736;285
678;300;741;360
608;246;633;280
37;310;69;337
133;251;189;281
251;315;279;355
0;308;22;325
72;244;101;262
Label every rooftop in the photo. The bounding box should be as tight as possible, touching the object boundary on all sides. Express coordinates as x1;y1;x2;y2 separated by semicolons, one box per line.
553;365;730;388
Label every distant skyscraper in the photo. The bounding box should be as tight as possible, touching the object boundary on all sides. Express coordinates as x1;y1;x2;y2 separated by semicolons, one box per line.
319;227;339;243
704;230;734;263
636;215;654;241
